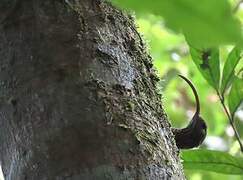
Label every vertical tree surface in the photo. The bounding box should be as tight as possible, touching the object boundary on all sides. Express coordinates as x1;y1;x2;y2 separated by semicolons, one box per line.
0;0;185;179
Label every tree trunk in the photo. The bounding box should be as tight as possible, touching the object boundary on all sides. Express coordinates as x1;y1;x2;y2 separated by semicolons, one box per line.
0;0;185;179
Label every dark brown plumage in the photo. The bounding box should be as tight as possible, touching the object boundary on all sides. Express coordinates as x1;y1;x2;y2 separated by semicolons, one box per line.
172;75;207;149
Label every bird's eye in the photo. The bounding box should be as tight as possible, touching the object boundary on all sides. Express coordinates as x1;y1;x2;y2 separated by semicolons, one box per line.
202;123;206;129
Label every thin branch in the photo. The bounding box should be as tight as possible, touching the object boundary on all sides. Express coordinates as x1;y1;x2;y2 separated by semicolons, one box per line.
233;0;243;13
216;90;243;152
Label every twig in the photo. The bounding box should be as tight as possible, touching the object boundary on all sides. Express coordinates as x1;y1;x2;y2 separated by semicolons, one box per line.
216;90;243;152
233;0;243;13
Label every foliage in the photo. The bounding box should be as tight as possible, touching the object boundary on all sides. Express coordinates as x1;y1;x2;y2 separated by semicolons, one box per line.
112;0;242;47
182;149;243;174
189;45;243;151
110;0;243;179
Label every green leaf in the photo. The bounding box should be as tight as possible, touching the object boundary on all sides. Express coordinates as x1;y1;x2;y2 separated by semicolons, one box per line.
190;47;220;90
181;149;243;175
221;46;242;95
111;0;242;47
228;76;243;117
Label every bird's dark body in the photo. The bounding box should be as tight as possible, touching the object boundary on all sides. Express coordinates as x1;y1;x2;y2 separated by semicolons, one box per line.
172;75;207;149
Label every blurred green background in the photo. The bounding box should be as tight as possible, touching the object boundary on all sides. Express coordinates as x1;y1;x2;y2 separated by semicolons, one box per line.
135;7;243;180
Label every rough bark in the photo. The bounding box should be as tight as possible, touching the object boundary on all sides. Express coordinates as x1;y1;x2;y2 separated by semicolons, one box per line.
0;0;185;179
